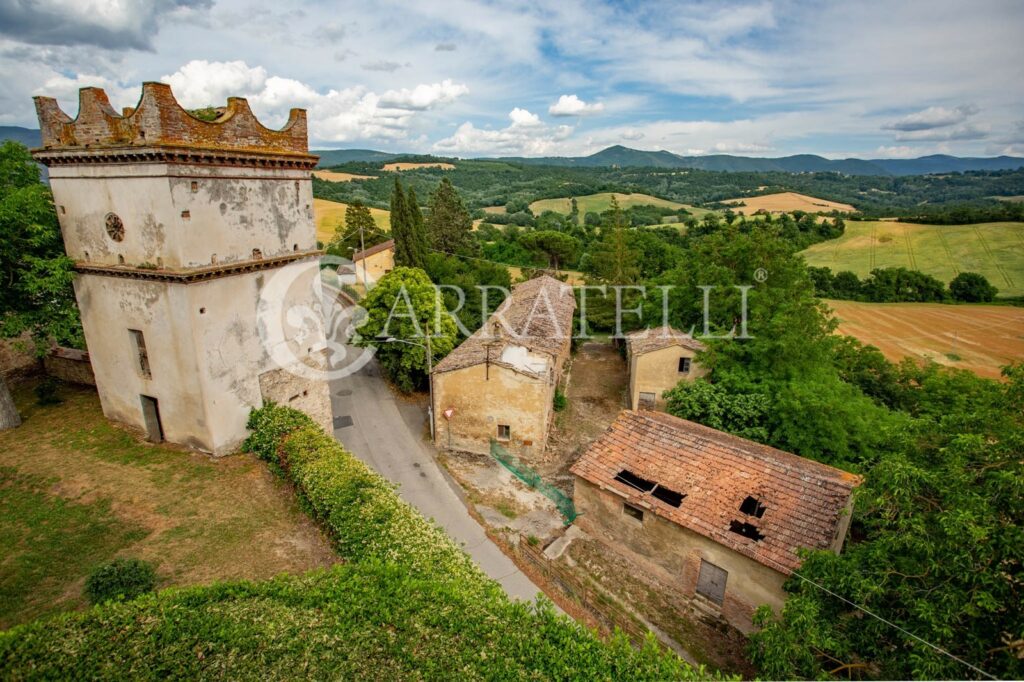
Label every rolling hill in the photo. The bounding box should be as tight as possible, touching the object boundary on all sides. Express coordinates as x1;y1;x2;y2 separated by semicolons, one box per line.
496;145;1024;176
0;126;41;147
800;221;1024;297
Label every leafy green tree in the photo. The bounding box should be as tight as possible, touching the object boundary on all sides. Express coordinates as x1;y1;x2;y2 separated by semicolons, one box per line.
751;363;1024;681
325;201;387;259
353;267;457;392
427;177;475;256
519;230;579;271
663;379;770;442
0;141;83;429
862;267;947;302
588;196;640;283
424;252;510;333
949;271;998;302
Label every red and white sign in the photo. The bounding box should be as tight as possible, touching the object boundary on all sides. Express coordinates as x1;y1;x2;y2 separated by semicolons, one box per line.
443;408;455;420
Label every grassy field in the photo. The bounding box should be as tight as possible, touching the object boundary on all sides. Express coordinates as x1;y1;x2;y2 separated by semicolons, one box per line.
314;198;390;243
801;221;1024;297
0;382;336;629
723;191;854;215
529;192;712;222
825;300;1024;380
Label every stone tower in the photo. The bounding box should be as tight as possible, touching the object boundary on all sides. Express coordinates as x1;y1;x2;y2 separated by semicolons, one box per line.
32;82;332;454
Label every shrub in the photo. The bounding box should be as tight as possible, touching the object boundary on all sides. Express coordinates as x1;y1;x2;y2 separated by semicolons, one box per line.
84;558;157;605
553;387;568;412
949;271;998;302
33;377;63;406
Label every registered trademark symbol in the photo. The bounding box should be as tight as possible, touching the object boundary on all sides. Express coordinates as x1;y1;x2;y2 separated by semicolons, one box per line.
754;268;769;282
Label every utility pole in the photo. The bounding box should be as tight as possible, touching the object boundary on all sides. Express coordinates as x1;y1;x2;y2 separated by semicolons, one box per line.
358;223;366;291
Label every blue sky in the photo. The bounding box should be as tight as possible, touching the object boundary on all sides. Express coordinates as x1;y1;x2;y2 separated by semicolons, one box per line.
2;0;1022;158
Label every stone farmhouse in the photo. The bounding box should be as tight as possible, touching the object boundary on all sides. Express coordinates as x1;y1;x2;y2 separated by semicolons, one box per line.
432;275;575;457
571;410;860;633
352;239;395;284
625;325;708;410
31;83;332;454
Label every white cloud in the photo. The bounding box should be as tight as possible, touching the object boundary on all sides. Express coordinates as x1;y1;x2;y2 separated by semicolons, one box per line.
873;145;918;159
434;108;573;155
548;94;604;117
712;141;773;153
885;104;979;132
620;129;644;141
160;60;468;143
379;79;469;110
161;60;268;107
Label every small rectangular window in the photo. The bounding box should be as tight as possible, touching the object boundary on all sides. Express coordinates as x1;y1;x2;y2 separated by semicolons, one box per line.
623;503;644;522
638;391;656;409
190;181;199;193
496;424;511;441
696;559;728;605
129;329;151;379
678;357;691;373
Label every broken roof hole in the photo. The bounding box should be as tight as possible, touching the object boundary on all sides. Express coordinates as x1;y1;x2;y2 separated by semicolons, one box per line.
651;486;685;508
740;495;766;518
615;469;655;493
729;520;765;541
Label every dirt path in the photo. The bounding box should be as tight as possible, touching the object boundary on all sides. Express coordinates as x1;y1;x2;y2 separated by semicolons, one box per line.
0;382;337;628
544;341;628;485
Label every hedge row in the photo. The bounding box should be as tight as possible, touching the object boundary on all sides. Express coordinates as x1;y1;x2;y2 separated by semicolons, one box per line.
0;404;723;680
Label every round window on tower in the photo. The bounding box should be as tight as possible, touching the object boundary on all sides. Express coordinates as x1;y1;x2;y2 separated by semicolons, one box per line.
105;213;125;242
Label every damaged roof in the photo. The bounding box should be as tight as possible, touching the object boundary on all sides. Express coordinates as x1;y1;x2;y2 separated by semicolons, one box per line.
433;275;575;379
570;410;861;574
625;325;706;356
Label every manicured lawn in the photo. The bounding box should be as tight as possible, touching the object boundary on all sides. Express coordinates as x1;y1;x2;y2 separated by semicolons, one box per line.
0;382;336;628
801;221;1024;297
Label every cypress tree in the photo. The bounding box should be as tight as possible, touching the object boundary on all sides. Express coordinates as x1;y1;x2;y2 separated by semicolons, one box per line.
390;178;414;267
425;177;475;255
405;186;429;268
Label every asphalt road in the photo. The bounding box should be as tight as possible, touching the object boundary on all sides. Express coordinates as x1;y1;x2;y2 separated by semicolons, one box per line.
328;352;544;602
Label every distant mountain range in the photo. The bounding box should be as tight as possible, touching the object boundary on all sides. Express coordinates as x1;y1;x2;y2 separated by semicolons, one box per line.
4;127;1021;177
491;145;1024;176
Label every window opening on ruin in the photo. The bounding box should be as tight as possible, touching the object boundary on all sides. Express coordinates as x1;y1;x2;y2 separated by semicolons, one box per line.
199;307;206;315
252;248;263;260
638;391;656;409
211;254;217;264
729;520;765;541
84;251;90;259
614;469;655;493
651;485;685;508
696;559;727;605
678;357;691;373
118;255;125;264
496;423;511;441
181;210;190;220
294;181;300;203
60;205;66;214
623;503;644;522
140;395;163;443
129;329;151;379
105;213;125;242
190;181;198;193
740;495;766;518
293;243;299;251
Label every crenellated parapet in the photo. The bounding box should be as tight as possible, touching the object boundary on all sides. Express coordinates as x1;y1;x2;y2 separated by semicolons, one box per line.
33;82;312;159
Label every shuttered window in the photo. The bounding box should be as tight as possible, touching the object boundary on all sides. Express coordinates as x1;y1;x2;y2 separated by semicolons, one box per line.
696;559;727;605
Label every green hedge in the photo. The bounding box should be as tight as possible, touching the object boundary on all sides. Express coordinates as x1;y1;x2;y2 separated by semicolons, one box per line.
0;403;722;680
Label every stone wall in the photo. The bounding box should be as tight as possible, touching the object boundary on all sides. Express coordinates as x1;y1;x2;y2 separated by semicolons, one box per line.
628;344;708;410
433;362;554;457
573;477;787;634
0;334;38;379
44;347;96;386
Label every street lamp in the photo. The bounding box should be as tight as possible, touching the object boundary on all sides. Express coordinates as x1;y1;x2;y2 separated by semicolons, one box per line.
375;330;435;444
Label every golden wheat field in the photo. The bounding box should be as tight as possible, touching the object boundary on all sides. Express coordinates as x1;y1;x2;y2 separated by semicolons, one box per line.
723;191;855;214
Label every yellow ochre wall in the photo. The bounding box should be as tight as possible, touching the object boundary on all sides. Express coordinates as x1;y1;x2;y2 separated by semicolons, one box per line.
629;344;708;410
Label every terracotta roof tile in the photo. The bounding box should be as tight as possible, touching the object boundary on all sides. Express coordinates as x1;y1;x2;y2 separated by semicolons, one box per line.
352;239;394;261
570;410;860;574
626;325;706;355
433;275;575;378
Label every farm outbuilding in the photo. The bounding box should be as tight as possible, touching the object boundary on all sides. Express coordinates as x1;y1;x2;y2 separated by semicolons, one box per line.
571;410;860;633
624;326;707;411
432;275;575;458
